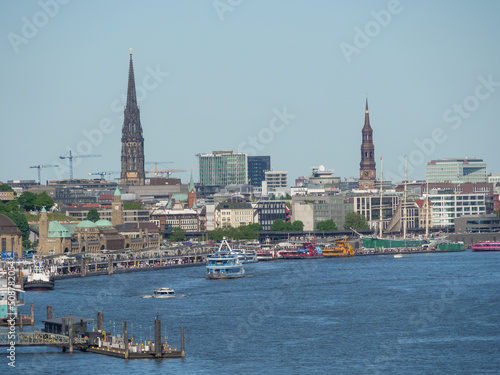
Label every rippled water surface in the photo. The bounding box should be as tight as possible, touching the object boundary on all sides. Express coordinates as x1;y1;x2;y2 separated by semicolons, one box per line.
8;251;500;374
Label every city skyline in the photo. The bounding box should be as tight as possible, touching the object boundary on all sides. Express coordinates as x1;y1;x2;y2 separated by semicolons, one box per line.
1;1;499;184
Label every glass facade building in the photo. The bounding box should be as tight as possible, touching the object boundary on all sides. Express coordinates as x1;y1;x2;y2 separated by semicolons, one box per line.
247;156;271;187
426;158;487;183
198;151;248;186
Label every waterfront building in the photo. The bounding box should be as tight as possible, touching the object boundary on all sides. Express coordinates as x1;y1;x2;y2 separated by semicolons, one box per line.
265;171;288;189
198;151;248;186
425;158;487;183
359;98;376;190
421;182;496;214
0;214;23;258
0;191;15;202
120;51;145;186
254;201;289;231
248;156;271;188
37;208;160;255
292;193;353;231
454;214;500;233
427;189;486;228
214;201;254;229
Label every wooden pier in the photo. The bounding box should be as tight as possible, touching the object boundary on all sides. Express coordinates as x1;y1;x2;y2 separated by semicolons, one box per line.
0;307;185;360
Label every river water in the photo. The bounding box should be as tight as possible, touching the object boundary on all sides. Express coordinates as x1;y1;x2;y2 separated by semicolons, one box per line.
7;250;500;374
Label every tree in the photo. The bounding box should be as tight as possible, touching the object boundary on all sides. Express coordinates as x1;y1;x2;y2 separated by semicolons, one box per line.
86;208;100;223
316;219;338;231
344;212;370;230
170;227;186;242
5;211;30;247
495;209;500;217
0;184;13;191
18;192;37;211
270;219;286;231
291;221;304;231
207;229;225;242
34;192;55;210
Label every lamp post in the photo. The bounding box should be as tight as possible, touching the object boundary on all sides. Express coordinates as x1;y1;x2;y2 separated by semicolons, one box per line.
131;323;134;343
139;324;142;345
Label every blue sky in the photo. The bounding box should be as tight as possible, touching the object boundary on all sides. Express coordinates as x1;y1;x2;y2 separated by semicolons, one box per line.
1;0;499;185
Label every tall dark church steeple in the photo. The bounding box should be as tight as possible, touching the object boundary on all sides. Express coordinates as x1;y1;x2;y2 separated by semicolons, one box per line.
121;49;145;186
359;96;376;190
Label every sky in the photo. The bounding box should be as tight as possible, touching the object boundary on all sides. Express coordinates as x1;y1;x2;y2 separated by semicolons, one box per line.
1;0;499;185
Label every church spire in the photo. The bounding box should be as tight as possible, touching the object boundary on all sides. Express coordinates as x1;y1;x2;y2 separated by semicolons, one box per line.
126;49;138;112
121;50;145;186
363;96;372;130
359;95;376;189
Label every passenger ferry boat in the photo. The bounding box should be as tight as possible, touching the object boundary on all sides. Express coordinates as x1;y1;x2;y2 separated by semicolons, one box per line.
206;239;245;279
256;246;275;261
152;288;175;298
471;242;500;252
23;262;55;291
322;237;355;258
281;242;323;259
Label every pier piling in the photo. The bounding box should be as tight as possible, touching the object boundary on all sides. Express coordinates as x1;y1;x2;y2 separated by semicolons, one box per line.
47;305;52;320
181;327;185;358
97;312;103;332
62;317;67;336
30;303;34;326
154;314;161;358
68;318;74;353
108;257;114;275
123;321;129;359
81;258;87;278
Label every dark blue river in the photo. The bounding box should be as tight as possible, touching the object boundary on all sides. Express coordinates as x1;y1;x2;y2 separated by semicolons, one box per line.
8;251;500;374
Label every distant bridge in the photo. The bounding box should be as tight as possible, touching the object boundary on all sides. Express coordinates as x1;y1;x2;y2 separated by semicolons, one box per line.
0;331;88;348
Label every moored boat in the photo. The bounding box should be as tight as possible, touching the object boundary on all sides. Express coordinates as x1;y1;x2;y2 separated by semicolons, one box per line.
471;242;500;252
23;263;54;291
281;242;322;259
322;237;355;258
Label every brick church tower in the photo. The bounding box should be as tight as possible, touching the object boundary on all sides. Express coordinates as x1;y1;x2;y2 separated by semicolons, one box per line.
120;50;145;185
359;97;376;190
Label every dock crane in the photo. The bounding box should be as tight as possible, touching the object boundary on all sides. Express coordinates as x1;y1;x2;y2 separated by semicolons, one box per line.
145;169;186;178
29;164;59;185
88;171;120;180
59;151;101;180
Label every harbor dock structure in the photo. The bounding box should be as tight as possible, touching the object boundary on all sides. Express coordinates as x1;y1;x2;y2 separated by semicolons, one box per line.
0;308;185;359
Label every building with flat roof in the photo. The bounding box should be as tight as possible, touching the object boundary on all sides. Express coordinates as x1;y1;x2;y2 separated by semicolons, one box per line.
198;151;248;186
265;171;287;189
247;156;271;188
428;189;486;228
454;214;500;233
426;158;487;183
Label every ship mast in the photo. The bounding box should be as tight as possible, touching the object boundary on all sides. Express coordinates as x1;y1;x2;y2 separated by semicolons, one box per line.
425;181;429;238
379;157;383;238
403;156;407;240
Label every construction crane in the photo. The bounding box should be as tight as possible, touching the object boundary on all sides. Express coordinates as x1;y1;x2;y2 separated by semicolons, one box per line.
88;171;120;180
29;164;59;185
145;169;186;178
59;151;101;180
145;161;173;174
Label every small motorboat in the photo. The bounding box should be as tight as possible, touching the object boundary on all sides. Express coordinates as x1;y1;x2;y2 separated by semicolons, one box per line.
152;288;175;298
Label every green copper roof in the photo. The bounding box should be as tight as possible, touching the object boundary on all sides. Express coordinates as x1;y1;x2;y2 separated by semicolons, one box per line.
114;187;121;196
41;207;47;213
189;171;196;193
95;219;113;228
48;221;71;238
76;220;97;228
171;194;188;201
